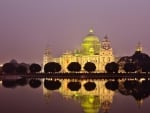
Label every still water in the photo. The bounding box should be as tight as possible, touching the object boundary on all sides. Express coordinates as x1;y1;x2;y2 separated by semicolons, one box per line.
0;78;150;113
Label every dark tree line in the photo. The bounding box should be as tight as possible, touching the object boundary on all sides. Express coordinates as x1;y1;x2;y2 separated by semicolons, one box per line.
2;78;42;89
118;51;150;73
0;60;97;74
1;50;150;75
67;62;96;73
105;80;150;102
1;60;41;74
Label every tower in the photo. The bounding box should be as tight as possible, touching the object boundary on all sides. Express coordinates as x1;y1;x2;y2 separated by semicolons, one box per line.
100;35;114;71
43;48;52;68
136;42;143;52
101;35;111;50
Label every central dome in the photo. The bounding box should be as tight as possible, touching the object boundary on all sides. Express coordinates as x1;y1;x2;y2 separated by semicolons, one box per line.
83;29;100;43
81;29;101;55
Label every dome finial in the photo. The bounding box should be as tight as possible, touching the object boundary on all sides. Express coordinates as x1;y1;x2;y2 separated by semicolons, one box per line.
136;42;143;52
104;34;108;40
89;28;94;34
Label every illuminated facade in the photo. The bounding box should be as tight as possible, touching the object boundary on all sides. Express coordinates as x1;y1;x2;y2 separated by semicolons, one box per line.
43;79;115;113
43;29;115;72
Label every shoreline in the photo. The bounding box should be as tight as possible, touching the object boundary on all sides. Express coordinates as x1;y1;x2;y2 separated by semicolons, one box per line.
0;73;150;80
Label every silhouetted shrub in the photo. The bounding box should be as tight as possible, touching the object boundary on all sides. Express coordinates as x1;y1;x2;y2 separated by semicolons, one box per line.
141;61;150;73
2;63;16;74
84;62;96;72
44;79;61;90
29;63;41;73
0;66;2;74
2;80;17;88
142;80;150;89
67;81;81;91
105;62;119;73
16;65;28;74
44;62;61;73
123;62;136;73
84;81;96;91
29;79;41;88
124;80;139;90
105;81;119;91
132;88;149;101
16;78;28;86
67;62;81;72
132;51;150;70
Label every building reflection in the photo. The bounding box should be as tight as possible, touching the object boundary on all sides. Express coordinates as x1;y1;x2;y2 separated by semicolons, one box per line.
1;76;150;112
43;79;115;113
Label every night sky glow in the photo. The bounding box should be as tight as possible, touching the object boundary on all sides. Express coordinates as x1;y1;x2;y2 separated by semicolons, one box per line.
0;0;150;63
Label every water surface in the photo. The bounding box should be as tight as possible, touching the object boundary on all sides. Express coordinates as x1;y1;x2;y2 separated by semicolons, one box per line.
0;78;150;113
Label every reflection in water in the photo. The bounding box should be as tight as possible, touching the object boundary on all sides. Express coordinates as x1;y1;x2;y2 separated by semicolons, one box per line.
1;78;41;89
44;79;61;90
84;81;96;91
2;78;28;88
1;77;150;113
67;81;81;91
105;79;150;107
43;79;114;113
29;79;42;88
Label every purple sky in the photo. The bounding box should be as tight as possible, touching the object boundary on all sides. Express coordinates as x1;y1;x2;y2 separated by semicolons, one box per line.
0;0;150;64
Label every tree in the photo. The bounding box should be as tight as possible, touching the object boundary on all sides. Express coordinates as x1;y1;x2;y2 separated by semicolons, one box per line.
16;78;28;86
44;62;61;73
16;64;28;74
141;60;150;73
105;62;119;73
2;63;16;74
84;62;96;73
84;81;96;91
0;66;2;74
29;79;41;88
132;51;150;71
44;79;61;90
105;81;119;91
123;62;136;73
29;63;41;73
67;81;81;91
2;80;17;88
67;62;81;72
123;80;139;90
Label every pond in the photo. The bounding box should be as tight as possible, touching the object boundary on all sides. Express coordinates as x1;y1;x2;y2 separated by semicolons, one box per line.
0;78;150;113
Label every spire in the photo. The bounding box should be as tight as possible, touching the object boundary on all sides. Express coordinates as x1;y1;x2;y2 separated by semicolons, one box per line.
102;35;111;50
136;42;143;52
104;35;108;41
136;99;143;108
44;47;51;55
89;28;94;34
43;46;52;69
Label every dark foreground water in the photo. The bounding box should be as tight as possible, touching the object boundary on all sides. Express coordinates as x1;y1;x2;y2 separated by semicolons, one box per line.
0;78;150;113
